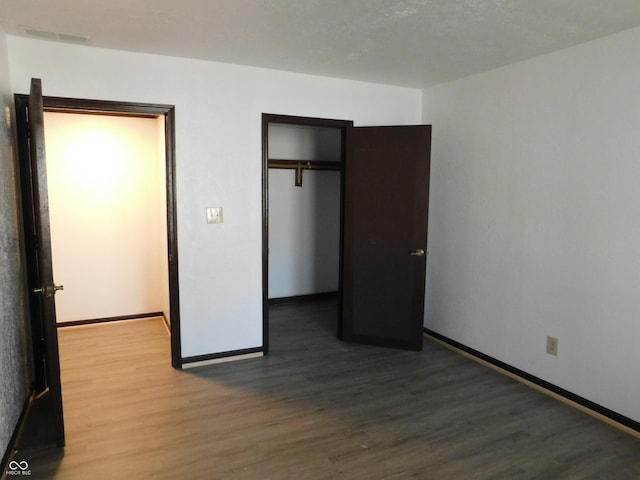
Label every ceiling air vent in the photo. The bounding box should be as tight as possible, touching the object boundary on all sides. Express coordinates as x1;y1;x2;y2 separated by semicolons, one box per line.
57;33;91;45
19;25;90;45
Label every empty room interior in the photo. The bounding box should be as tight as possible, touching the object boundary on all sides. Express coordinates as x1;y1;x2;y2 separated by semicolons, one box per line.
1;1;640;478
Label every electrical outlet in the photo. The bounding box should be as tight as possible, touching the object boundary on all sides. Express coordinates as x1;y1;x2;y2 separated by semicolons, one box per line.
546;336;558;356
206;206;223;224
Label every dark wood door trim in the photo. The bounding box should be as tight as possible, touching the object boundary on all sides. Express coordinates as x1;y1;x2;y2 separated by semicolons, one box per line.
261;113;353;353
15;94;182;369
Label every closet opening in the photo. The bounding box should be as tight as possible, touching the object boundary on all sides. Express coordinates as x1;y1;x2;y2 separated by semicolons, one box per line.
262;114;353;352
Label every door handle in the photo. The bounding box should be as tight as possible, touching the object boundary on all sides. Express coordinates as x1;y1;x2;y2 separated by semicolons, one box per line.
410;249;425;257
34;284;64;297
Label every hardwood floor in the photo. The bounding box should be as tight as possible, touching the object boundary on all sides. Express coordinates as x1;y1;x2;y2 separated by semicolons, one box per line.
18;299;640;479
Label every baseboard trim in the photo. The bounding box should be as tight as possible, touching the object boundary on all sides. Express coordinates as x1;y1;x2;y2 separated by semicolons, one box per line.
57;312;164;328
182;347;264;369
1;390;33;478
161;314;170;335
424;328;640;438
269;291;338;306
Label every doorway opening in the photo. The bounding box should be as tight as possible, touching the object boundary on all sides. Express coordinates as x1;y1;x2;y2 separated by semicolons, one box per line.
44;111;170;329
15;95;181;369
262;114;352;352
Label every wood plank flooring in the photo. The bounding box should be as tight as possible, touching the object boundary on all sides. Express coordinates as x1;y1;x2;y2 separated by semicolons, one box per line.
17;299;640;479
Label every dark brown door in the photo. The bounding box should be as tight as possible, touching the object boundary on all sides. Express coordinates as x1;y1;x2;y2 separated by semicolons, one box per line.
16;78;65;447
342;125;431;351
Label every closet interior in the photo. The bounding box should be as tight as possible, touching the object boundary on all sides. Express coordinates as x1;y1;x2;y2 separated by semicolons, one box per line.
266;121;344;301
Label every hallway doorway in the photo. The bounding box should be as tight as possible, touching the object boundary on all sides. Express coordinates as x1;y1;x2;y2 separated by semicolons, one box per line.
15;87;181;451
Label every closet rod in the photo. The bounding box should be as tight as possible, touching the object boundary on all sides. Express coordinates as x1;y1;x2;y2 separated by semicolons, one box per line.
267;159;341;186
267;159;341;171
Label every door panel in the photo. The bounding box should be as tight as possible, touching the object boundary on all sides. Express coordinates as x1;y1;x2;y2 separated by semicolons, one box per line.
342;125;431;351
18;78;65;447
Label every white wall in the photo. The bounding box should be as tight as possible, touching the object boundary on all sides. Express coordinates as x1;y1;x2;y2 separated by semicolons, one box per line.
268;123;342;162
0;27;30;460
7;36;422;358
268;124;342;298
423;27;640;423
44;112;169;323
269;170;341;298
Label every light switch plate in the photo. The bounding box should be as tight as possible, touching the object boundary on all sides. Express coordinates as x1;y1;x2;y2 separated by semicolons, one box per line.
206;206;223;224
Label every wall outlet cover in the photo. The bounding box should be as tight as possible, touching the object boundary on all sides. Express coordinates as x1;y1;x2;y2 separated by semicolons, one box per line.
206;206;223;224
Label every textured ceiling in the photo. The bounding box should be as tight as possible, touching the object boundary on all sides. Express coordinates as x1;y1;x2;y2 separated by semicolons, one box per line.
1;0;640;88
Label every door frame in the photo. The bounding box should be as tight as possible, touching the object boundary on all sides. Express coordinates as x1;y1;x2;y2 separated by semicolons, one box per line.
261;113;353;353
15;94;182;369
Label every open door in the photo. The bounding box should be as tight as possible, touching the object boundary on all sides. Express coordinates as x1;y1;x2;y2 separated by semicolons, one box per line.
16;78;65;447
342;125;431;351
16;93;181;370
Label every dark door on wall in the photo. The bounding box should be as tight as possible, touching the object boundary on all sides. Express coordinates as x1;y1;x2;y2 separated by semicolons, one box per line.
342;125;431;351
15;78;66;447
